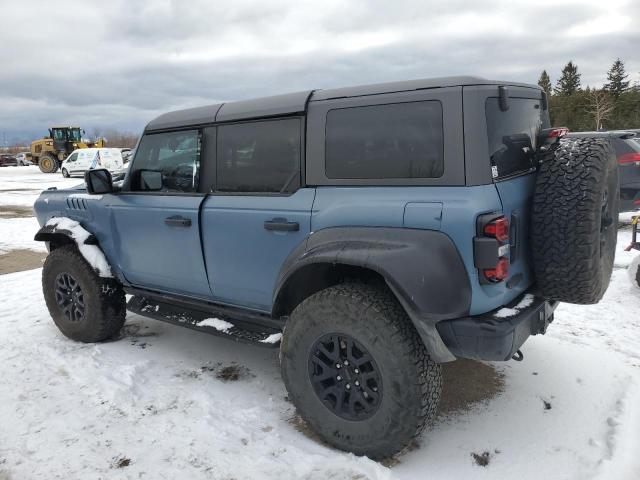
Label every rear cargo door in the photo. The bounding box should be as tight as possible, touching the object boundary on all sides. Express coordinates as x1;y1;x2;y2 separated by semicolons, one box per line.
466;86;550;304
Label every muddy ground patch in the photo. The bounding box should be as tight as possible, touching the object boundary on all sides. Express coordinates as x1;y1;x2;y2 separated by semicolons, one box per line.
0;204;34;218
0;249;46;274
438;358;505;417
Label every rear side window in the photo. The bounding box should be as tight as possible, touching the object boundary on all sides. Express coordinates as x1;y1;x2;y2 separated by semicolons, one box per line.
216;118;301;193
486;97;549;180
130;130;200;193
325;101;444;179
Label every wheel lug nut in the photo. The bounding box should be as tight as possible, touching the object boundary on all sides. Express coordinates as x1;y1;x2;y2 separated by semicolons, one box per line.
336;363;341;369
345;384;351;390
336;375;342;381
344;360;349;366
354;368;359;374
355;381;360;386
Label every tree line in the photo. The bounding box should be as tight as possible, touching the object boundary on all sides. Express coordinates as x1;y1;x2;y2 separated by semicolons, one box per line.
538;59;640;131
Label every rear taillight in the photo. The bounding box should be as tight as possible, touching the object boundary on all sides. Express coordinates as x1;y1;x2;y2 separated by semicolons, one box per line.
547;127;569;138
483;217;509;242
618;153;640;165
484;257;509;282
473;214;511;283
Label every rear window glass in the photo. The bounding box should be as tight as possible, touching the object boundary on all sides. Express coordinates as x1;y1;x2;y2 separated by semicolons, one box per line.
325;101;444;179
625;138;640;152
486;97;549;180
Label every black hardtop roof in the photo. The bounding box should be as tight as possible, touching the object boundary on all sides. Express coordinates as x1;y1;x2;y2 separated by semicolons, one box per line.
145;76;540;132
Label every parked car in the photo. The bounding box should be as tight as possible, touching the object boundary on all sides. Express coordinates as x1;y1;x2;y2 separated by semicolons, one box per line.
60;148;126;178
15;152;31;166
33;76;618;459
0;154;18;167
568;131;639;212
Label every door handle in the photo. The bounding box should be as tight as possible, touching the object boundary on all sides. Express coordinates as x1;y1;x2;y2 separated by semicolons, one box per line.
264;218;299;232
164;215;192;227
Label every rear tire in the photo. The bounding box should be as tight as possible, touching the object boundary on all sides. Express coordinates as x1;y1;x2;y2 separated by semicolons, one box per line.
532;137;619;304
42;245;126;342
280;283;442;460
39;153;59;173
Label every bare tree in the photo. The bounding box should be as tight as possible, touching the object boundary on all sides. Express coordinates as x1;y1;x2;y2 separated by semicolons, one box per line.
586;89;615;130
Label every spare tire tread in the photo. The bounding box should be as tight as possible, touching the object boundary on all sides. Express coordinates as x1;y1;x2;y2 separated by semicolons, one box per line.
532;137;618;304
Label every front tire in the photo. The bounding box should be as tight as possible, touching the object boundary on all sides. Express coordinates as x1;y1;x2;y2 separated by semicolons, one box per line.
61;168;70;178
39;153;59;173
42;245;126;342
280;283;442;460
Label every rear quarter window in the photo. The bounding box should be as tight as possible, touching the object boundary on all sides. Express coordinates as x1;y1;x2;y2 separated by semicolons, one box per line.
486;97;549;180
325;101;444;179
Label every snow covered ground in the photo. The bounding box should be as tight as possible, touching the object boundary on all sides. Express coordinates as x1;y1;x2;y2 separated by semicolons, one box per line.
0;168;639;479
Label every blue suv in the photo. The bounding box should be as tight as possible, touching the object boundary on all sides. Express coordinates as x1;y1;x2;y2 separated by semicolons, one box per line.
34;76;618;459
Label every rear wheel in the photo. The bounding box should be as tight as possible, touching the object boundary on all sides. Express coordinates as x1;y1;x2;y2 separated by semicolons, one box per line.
280;283;442;459
38;153;59;173
532;137;619;304
42;245;125;342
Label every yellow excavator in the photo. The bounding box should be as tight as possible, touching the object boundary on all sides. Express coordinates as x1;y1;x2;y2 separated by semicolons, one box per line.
30;127;106;173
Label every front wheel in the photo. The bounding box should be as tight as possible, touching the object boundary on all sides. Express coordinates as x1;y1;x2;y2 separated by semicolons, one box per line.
61;168;70;178
280;283;442;460
42;245;126;342
38;153;59;173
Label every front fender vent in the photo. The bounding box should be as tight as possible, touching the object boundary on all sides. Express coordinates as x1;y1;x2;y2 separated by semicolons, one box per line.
66;198;87;211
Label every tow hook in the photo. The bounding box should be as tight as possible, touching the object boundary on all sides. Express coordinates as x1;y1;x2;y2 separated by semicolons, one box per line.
512;350;524;362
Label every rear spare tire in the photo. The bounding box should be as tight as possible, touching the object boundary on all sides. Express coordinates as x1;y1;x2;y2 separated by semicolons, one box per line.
532;137;619;304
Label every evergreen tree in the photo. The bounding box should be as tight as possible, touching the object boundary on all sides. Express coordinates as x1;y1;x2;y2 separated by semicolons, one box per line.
537;70;552;94
604;59;630;96
554;61;581;95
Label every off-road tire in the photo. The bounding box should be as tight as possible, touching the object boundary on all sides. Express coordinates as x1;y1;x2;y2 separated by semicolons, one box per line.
280;283;442;460
42;245;126;342
532;137;619;304
39;153;59;173
61;168;70;178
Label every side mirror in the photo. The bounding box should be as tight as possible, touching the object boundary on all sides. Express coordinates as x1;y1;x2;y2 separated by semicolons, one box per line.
139;170;163;191
85;168;113;194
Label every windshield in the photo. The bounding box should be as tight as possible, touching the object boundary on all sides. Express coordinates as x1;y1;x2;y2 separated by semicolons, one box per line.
52;129;66;141
486;97;550;180
68;129;82;142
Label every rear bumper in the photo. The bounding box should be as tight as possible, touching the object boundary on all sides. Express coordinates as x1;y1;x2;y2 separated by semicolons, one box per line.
436;292;558;361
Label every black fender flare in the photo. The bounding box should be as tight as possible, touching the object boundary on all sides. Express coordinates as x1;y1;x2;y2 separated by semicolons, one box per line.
34;224;99;246
273;227;471;362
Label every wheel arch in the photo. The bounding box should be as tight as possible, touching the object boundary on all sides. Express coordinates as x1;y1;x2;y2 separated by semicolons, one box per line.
34;225;99;251
272;227;472;362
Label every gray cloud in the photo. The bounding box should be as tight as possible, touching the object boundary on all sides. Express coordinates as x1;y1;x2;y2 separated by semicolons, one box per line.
1;0;638;145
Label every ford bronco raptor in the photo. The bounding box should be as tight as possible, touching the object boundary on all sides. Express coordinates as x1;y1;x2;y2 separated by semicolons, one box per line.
33;76;618;459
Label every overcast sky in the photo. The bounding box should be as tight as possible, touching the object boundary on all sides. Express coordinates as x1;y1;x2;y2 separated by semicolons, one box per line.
1;0;638;145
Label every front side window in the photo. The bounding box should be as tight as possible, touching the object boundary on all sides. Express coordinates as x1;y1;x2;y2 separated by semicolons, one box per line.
67;152;78;163
325;101;444;179
485;97;550;180
216;118;301;193
129;130;200;193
